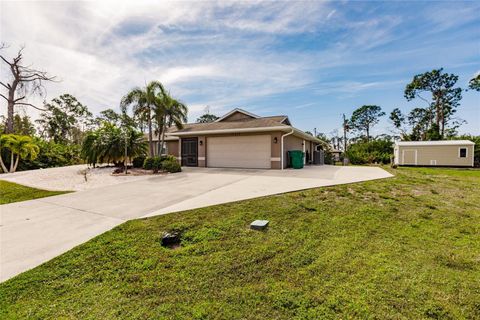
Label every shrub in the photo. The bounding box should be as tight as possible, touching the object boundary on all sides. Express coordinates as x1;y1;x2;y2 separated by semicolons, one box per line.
152;157;162;173
143;155;180;173
161;158;181;173
345;139;393;165
143;156;164;172
323;151;334;165
16;138;82;171
143;157;155;170
162;155;177;162
132;156;145;168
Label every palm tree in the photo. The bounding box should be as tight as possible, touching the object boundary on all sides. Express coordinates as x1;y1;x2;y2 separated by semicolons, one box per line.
81;131;99;167
81;123;147;167
0;134;40;173
121;81;166;157
153;92;188;155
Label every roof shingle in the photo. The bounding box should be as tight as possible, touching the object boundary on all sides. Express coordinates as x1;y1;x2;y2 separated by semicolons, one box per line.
169;116;289;134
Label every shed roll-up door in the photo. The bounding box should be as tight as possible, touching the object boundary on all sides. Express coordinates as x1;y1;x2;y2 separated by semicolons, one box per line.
207;135;271;169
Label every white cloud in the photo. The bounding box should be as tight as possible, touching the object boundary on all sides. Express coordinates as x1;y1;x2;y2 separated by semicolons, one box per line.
313;79;406;96
327;9;336;20
0;1;335;122
1;0;478;136
159;66;223;85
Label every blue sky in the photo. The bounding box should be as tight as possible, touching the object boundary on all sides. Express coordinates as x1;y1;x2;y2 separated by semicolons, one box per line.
1;1;479;136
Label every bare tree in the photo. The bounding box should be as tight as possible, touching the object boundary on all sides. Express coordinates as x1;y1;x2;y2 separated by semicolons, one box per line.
0;44;56;133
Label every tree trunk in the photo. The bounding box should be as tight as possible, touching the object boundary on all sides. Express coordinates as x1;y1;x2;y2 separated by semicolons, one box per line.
366;126;370;142
147;108;153;157
159;115;167;156
1;48;55;133
9;152;14;173
13;154;20;172
156;117;163;156
441;110;445;138
0;154;8;173
434;93;442;137
6;79;19;134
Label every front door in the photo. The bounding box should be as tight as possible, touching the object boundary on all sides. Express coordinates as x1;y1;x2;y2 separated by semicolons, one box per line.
181;138;198;167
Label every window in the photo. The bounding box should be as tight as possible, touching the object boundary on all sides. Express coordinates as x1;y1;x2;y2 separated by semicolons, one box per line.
459;148;467;158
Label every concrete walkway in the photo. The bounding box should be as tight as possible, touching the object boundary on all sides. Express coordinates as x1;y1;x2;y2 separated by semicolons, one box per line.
0;165;392;282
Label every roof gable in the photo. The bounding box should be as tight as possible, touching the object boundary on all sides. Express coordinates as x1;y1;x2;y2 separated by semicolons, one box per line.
215;108;260;122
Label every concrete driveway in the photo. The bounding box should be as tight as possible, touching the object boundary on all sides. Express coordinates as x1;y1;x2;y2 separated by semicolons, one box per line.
0;165;392;281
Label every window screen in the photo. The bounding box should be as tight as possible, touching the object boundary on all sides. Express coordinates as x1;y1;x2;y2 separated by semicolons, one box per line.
459;148;467;158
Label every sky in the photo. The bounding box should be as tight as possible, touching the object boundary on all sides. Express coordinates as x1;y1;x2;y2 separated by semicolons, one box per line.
1;0;479;136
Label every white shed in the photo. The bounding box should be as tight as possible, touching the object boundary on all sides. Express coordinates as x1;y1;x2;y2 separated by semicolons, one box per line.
394;140;475;167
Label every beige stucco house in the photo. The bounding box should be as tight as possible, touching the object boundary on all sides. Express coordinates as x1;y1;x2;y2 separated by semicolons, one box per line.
394;140;475;167
159;108;321;169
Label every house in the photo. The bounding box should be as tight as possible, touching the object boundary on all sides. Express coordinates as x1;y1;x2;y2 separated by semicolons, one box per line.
160;108;322;169
394;140;475;167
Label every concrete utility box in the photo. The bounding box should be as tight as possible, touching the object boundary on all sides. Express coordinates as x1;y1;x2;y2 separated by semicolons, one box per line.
250;220;269;230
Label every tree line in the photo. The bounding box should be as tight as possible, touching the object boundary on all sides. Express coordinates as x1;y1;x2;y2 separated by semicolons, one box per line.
0;45;188;172
312;69;479;165
1;45;479;171
345;68;478;143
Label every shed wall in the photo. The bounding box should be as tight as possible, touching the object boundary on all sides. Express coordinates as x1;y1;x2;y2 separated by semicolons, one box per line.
397;145;473;166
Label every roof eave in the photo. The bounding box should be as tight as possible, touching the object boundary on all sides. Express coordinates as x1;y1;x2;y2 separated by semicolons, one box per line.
395;140;475;146
292;127;322;143
166;126;291;136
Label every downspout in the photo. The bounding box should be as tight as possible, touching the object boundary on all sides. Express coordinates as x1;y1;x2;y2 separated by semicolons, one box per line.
303;139;306;165
281;129;294;170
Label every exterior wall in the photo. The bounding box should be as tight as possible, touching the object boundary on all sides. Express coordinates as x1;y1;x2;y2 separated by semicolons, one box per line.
221;112;255;122
305;141;313;164
271;131;282;169
283;135;304;168
198;136;206;167
397;145;474;166
166;141;179;157
174;131;318;169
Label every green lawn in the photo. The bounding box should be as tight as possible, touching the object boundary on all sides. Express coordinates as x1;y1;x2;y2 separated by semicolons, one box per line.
1;167;479;319
0;180;70;204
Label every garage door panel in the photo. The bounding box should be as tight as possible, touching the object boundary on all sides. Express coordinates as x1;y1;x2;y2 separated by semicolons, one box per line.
207;135;271;169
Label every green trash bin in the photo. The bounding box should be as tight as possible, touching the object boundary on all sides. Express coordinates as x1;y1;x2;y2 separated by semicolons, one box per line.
288;150;304;169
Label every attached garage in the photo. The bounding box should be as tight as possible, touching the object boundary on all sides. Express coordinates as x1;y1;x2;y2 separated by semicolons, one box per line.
162;108;321;170
207;135;271;169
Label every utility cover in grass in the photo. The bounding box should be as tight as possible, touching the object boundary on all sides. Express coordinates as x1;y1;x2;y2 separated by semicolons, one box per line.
161;232;181;248
250;220;269;230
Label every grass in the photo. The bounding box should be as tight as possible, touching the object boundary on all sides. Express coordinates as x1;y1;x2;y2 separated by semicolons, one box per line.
1;167;479;319
0;180;70;204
